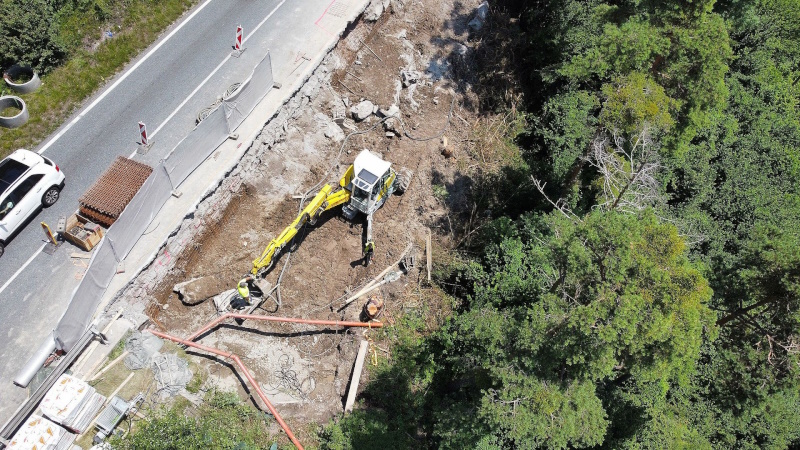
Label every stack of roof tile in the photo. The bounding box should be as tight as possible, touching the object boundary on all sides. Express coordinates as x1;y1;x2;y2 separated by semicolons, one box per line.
7;415;75;450
40;374;106;434
79;156;152;227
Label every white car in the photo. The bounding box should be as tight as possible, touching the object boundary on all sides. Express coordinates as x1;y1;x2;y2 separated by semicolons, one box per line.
0;149;65;257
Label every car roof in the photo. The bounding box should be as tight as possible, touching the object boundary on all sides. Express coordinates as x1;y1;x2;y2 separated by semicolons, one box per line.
0;149;44;196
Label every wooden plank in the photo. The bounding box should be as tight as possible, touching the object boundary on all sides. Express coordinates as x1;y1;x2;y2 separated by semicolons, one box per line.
88;351;129;382
344;340;370;413
107;372;135;403
343;242;412;306
426;229;432;282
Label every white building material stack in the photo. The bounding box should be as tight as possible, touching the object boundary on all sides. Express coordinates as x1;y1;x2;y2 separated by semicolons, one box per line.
7;414;75;450
40;374;106;433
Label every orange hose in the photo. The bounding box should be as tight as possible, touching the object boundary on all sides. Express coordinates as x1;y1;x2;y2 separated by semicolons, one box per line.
187;312;382;341
148;330;305;450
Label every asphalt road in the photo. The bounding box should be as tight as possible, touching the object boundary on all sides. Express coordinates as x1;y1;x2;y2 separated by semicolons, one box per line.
0;0;328;423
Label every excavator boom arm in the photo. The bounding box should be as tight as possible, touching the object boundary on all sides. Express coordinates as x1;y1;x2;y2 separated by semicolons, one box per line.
251;182;352;274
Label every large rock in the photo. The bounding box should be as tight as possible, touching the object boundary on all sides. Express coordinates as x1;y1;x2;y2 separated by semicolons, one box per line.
324;123;345;141
350;100;375;121
316;112;345;141
380;104;402;135
365;0;391;21
384;118;400;136
468;2;490;32
378;104;400;118
173;275;227;305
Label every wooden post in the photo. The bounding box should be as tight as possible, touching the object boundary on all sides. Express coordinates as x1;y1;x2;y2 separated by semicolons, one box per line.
426;229;432;282
345;340;370;413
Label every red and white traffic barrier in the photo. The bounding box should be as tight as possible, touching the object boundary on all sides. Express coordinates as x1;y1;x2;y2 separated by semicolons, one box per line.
235;25;243;51
231;25;246;57
138;121;148;146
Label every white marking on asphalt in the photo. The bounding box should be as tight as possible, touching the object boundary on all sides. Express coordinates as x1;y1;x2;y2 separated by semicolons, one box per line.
128;0;288;159
145;0;289;142
8;0;216;296
0;243;45;296
37;0;217;155
16;0;289;294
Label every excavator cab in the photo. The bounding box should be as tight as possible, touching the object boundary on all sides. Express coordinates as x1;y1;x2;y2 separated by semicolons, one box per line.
342;150;397;220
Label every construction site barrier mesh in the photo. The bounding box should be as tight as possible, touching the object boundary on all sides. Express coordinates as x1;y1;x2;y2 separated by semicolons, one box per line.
53;52;274;352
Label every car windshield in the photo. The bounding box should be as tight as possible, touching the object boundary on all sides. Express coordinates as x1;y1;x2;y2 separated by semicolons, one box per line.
0;159;29;195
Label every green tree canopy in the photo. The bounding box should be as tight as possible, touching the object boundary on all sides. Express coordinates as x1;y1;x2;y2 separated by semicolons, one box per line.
0;0;66;73
430;210;714;448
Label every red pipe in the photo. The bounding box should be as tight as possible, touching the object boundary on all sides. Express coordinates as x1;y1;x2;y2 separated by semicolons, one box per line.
187;312;382;342
148;329;305;450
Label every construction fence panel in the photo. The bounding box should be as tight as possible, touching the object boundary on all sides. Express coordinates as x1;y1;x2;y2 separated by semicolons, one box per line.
54;165;174;350
223;52;274;132
52;52;273;352
53;240;115;351
163;105;229;187
107;164;174;261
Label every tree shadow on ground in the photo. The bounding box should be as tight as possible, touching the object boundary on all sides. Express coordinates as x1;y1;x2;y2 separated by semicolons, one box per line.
321;343;430;448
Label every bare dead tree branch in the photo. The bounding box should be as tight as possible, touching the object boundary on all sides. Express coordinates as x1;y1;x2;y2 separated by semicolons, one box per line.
586;126;664;213
531;178;582;222
656;213;709;247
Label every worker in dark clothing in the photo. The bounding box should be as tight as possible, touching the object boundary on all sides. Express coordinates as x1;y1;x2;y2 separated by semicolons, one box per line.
363;241;375;266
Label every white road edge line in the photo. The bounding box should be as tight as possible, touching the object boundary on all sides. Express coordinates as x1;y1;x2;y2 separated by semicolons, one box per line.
7;0;218;293
37;0;217;156
128;0;289;160
11;0;290;292
0;243;46;296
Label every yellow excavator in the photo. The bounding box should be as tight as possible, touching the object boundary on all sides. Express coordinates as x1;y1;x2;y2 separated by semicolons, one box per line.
250;150;411;276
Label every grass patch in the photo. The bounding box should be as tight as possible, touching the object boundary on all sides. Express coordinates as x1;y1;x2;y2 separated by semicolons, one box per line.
0;0;197;158
81;341;207;447
109;389;281;449
106;331;130;362
459;111;529;173
185;368;207;394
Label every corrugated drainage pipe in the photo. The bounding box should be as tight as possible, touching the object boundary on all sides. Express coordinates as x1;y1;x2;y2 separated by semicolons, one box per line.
0;96;29;128
148;330;305;450
4;65;41;94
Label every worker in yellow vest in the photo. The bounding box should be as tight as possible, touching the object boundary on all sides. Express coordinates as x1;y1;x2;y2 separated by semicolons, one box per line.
237;274;254;305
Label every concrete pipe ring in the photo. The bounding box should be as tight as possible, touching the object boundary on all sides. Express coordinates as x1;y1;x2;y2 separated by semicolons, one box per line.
0;96;29;128
4;65;41;94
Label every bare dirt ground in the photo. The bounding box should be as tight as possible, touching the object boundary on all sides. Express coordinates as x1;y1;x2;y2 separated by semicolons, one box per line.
111;0;486;439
